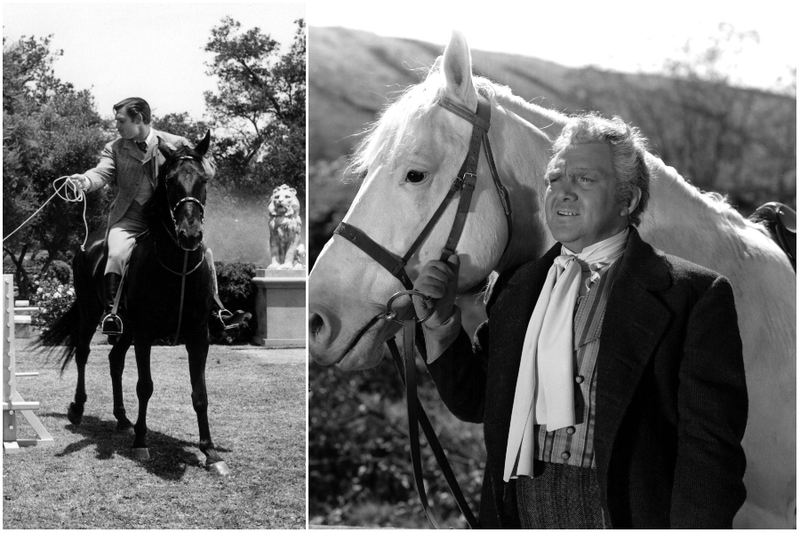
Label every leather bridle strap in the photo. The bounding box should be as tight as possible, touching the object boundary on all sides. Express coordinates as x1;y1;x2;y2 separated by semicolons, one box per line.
334;96;495;289
172;250;190;346
334;223;415;290
387;325;481;529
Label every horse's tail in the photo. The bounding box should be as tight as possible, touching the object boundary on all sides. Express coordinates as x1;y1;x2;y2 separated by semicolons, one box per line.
34;301;81;374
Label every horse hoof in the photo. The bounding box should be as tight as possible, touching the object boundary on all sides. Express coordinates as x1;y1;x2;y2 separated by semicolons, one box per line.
131;447;150;460
67;403;83;426
208;461;230;476
116;419;134;433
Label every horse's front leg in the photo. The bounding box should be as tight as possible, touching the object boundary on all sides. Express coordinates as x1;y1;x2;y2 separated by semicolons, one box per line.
131;338;154;460
185;334;229;475
109;332;134;431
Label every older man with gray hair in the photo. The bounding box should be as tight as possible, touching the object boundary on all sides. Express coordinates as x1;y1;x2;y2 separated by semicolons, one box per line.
413;113;748;528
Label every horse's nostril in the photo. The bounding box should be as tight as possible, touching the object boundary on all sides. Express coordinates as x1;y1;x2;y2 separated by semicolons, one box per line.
309;312;326;341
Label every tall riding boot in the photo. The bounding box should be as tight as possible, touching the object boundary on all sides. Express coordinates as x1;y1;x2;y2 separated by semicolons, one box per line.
101;272;124;338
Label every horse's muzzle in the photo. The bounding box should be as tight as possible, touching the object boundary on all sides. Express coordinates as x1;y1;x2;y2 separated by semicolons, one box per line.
178;229;203;252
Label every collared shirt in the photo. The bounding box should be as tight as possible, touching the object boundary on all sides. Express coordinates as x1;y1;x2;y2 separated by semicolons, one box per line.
141;128;154;149
534;258;620;468
133;128;156;206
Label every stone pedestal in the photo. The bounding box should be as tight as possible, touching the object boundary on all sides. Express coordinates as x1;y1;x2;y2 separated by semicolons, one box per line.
252;268;306;348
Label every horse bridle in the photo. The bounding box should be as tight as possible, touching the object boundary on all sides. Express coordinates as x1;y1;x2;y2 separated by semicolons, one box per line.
164;155;207;244
335;94;511;292
159;153;209;344
332;94;512;528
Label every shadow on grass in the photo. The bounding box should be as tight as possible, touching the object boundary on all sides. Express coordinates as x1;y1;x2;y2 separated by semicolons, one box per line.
47;412;231;481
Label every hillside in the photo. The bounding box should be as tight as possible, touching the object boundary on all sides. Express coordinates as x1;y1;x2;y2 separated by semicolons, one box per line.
310;26;580;161
309;26;795;173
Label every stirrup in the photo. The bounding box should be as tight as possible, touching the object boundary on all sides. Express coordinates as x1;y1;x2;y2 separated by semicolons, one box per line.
102;313;123;336
212;309;234;331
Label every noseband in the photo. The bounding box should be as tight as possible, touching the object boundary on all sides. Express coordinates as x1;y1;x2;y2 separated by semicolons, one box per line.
332;95;512;529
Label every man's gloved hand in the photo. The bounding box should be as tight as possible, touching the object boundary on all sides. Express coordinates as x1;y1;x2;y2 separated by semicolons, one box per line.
413;254;460;329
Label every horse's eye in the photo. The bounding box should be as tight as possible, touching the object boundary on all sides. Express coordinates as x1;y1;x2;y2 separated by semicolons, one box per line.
405;170;427;183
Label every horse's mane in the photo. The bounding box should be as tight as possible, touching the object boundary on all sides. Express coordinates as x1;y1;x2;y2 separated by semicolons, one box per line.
348;60;508;180
647;155;767;236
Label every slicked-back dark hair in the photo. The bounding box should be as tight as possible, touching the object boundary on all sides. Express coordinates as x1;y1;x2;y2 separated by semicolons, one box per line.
113;97;151;124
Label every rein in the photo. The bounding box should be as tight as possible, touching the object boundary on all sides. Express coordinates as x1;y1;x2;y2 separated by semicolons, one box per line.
333;95;512;528
154;153;208;345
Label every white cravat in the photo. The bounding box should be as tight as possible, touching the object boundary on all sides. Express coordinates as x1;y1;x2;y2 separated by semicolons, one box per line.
504;228;629;481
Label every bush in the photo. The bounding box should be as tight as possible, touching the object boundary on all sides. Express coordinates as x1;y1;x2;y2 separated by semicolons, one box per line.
214;261;257;313
49;260;71;284
30;275;75;330
309;360;485;527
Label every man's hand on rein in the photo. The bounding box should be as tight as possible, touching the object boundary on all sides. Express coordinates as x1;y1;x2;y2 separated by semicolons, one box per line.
413;254;460;329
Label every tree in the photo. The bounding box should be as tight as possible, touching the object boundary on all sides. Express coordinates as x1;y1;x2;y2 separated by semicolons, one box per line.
204;17;306;200
3;35;112;297
152;112;212;146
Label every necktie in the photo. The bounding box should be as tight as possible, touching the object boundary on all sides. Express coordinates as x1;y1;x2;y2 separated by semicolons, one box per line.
136;141;148;153
504;228;629;480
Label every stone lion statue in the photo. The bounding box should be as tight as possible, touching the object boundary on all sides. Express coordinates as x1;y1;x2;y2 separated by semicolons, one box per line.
267;184;304;269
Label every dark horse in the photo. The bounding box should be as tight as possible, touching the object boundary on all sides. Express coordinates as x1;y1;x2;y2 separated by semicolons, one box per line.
39;131;229;474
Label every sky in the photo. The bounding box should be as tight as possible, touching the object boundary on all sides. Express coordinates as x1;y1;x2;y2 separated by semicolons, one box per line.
2;2;305;120
308;1;796;93
1;1;795;117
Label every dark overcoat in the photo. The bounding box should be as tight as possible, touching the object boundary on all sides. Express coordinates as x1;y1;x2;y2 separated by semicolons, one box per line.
427;228;748;528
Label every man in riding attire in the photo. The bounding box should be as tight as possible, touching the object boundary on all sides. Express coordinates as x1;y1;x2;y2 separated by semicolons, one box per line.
413;114;748;528
69;97;222;340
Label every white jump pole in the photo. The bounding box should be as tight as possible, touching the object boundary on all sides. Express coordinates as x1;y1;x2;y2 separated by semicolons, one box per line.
3;274;53;452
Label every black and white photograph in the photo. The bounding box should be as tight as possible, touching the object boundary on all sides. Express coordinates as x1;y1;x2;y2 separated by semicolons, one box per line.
2;2;306;529
307;2;795;528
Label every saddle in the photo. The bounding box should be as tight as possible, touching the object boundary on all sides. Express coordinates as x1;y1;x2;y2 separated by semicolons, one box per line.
86;232;250;339
748;202;796;271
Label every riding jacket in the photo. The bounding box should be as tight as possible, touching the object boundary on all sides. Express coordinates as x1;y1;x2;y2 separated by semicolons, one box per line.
426;228;748;528
82;129;215;231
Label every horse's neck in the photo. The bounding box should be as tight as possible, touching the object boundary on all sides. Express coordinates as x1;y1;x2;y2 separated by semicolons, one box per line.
639;156;773;274
491;95;565;271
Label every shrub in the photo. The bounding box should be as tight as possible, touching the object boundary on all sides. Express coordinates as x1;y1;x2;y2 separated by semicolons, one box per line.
30;276;75;330
49;260;71;284
214;261;257;313
309;360;485;527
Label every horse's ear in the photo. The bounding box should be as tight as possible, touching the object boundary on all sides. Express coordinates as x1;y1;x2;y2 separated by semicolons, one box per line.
157;136;172;159
442;30;477;109
195;130;211;157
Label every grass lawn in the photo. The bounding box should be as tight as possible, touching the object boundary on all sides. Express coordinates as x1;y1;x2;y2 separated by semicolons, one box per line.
2;335;306;529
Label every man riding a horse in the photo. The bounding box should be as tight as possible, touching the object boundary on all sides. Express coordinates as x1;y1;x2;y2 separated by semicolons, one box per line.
69;97;220;339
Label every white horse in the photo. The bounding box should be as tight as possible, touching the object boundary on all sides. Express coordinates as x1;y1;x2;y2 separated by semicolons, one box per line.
308;31;795;528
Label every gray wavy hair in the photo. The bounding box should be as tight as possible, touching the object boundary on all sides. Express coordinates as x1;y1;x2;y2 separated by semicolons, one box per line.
552;113;651;226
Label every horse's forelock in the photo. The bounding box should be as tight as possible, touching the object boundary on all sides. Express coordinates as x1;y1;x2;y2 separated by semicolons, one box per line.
348;64;503;182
